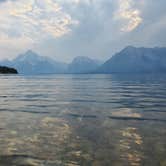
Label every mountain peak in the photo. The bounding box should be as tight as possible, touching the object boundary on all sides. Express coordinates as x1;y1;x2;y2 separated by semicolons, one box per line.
123;46;136;51
25;49;36;55
72;56;93;63
24;50;39;58
6;50;68;74
68;56;100;73
126;45;135;49
14;50;41;62
98;46;166;73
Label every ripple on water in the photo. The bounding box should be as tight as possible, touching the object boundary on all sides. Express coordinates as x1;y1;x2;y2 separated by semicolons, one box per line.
0;74;166;165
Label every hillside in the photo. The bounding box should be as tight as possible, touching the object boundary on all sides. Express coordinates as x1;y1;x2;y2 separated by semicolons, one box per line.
0;66;18;74
98;46;166;73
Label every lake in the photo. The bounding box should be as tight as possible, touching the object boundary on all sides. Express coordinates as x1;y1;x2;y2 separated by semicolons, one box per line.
0;74;166;166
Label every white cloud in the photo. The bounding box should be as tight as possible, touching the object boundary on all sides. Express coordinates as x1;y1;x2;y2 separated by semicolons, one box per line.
0;0;165;61
114;0;142;32
56;0;90;5
0;0;78;42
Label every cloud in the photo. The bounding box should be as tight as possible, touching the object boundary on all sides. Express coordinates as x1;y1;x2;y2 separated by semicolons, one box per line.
0;0;7;2
0;0;78;41
0;0;165;61
114;0;142;32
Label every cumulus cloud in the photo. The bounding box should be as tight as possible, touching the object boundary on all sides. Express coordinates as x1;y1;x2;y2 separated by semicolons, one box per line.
0;0;165;61
114;0;142;32
0;0;78;41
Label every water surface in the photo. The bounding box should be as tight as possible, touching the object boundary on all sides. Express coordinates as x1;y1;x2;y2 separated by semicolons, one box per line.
0;74;166;166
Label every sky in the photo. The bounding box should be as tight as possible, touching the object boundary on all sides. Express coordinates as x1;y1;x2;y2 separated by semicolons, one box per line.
0;0;165;62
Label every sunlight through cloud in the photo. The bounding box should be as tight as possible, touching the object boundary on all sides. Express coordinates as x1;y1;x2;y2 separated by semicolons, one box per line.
114;0;142;32
0;0;78;42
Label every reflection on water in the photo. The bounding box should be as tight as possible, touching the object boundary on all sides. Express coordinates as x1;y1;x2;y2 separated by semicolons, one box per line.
111;108;141;118
0;74;166;166
119;127;143;166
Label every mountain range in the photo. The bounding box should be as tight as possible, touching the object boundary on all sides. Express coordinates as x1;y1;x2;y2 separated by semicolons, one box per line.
98;46;166;73
68;56;102;74
0;50;67;74
0;46;166;74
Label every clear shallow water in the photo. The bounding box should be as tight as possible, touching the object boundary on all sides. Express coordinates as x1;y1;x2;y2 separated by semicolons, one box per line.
0;74;166;166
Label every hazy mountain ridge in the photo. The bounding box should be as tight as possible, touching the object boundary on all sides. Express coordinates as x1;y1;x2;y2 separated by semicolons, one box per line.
68;56;102;73
0;46;166;74
0;50;68;74
0;51;101;74
98;46;166;73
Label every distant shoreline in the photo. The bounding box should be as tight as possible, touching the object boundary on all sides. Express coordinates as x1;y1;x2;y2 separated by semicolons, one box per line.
0;66;18;74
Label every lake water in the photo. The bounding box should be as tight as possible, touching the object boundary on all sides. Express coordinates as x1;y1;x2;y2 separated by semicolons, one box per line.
0;74;166;166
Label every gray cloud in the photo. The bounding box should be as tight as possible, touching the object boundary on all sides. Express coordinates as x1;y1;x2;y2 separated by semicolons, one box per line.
0;0;166;62
0;0;16;2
